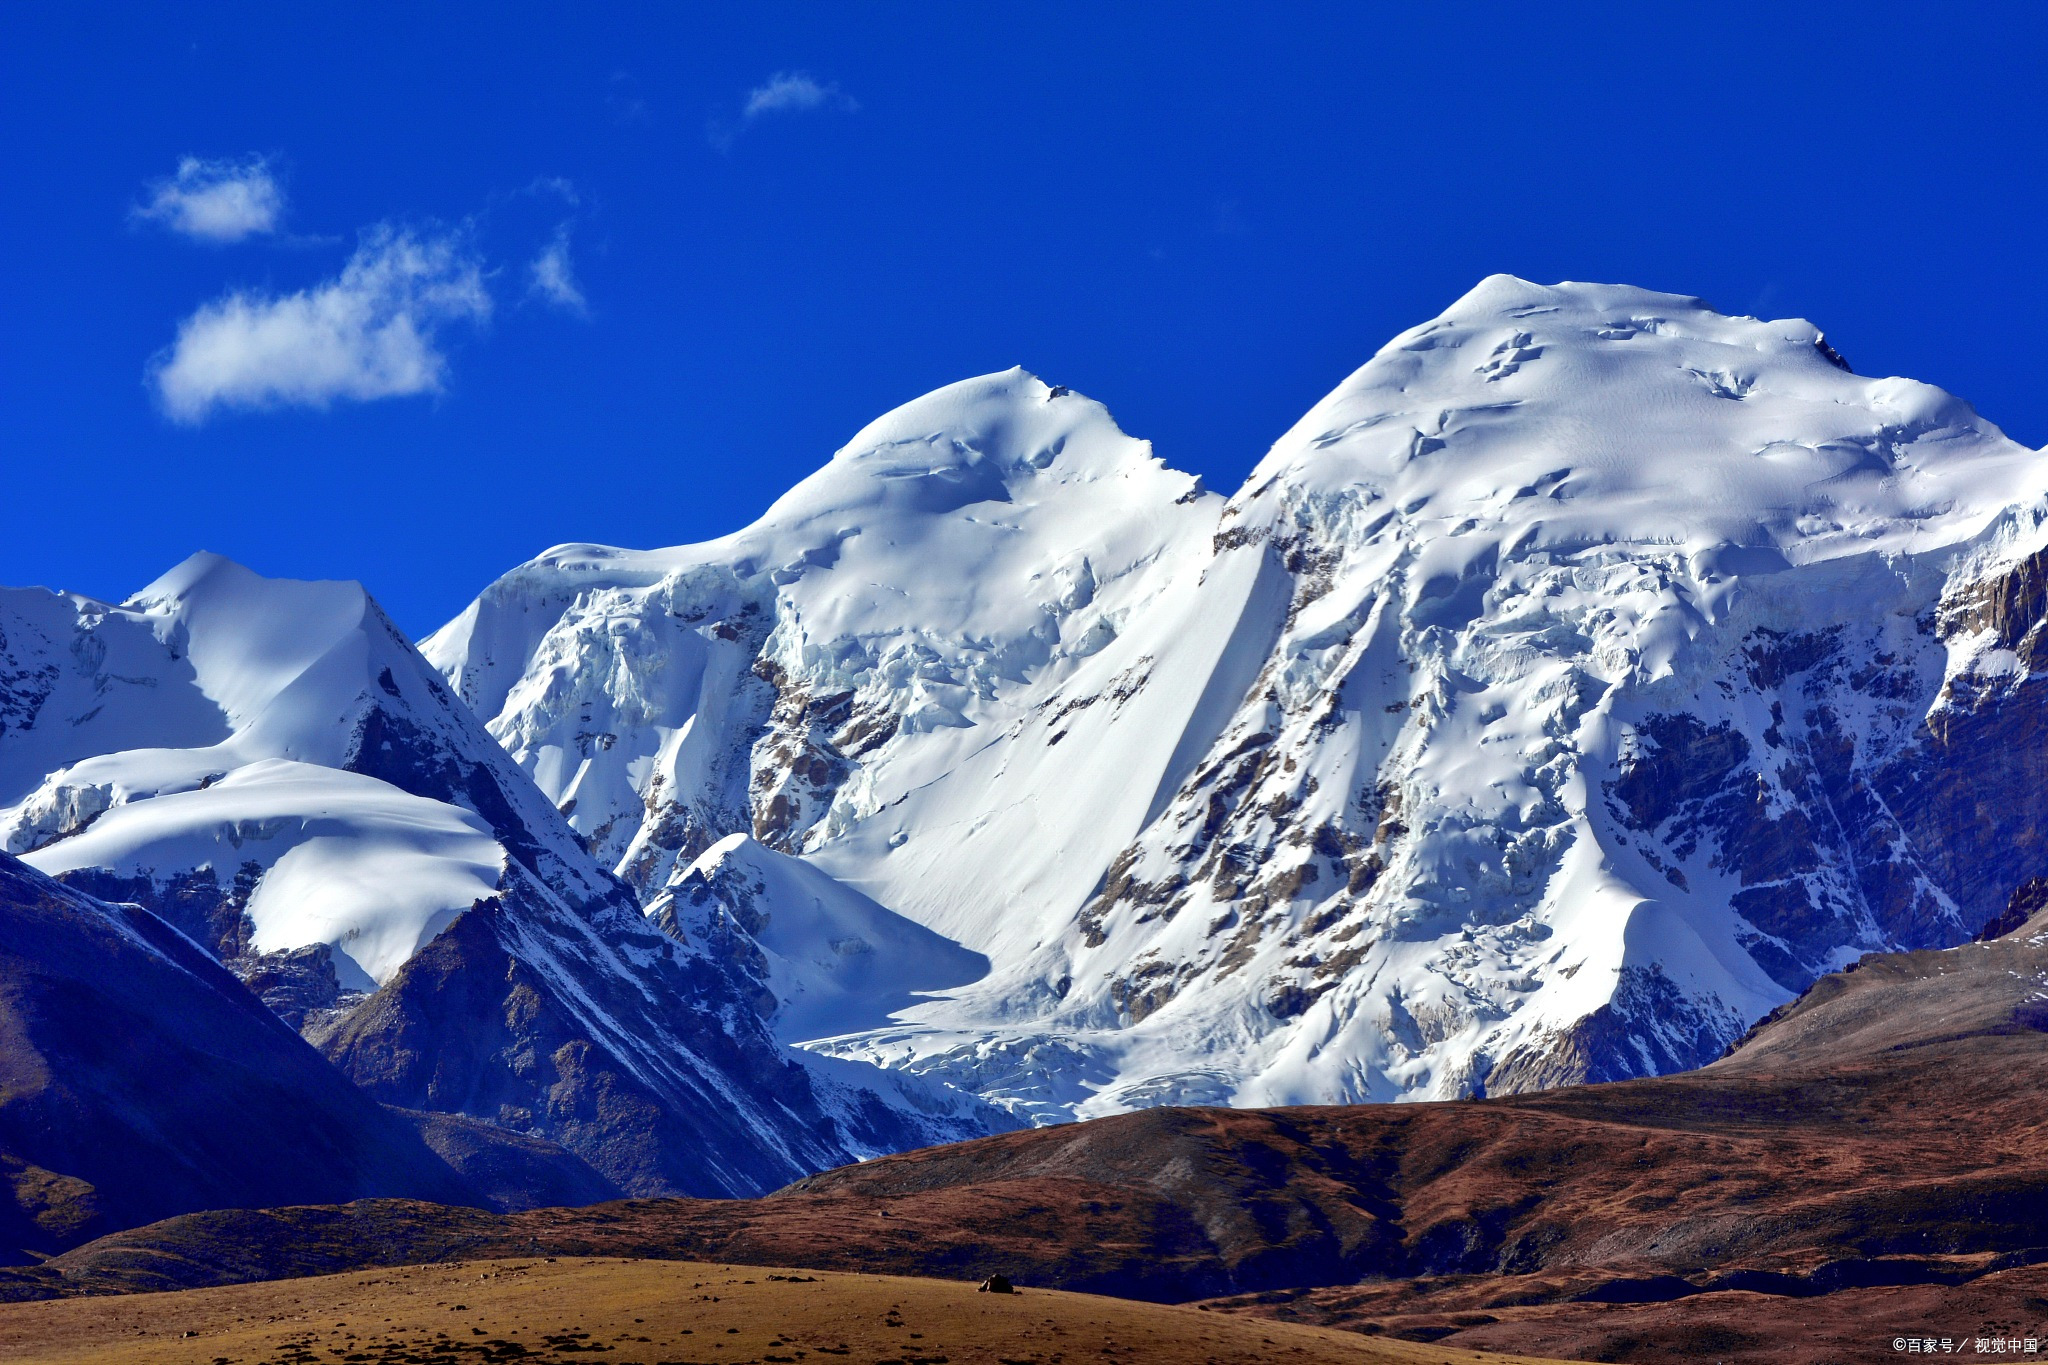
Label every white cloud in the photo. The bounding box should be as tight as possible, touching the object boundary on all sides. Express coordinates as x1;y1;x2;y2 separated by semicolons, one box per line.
528;224;587;315
711;71;857;150
743;71;855;120
135;155;285;242
150;226;490;423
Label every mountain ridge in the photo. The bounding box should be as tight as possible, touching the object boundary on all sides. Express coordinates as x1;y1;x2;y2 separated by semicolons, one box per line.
8;273;2048;1227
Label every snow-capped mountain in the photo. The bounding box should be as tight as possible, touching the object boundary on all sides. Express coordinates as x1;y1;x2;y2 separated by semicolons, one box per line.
434;278;2048;1123
1;553;596;992
1083;275;2048;1102
426;368;1219;903
0;554;999;1196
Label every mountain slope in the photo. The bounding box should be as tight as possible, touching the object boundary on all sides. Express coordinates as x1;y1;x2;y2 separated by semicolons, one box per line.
431;281;2048;1120
647;833;990;1043
0;852;477;1260
0;556;1001;1198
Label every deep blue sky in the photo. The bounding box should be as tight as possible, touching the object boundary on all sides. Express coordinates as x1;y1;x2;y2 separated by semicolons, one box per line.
5;5;2045;635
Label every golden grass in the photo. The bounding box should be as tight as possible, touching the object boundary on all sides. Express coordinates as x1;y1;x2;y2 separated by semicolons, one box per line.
0;1257;1578;1365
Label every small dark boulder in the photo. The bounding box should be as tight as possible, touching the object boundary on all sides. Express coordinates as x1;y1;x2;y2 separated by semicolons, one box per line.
978;1273;1015;1294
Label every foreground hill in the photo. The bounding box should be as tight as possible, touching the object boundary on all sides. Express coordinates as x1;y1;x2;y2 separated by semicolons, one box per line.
7;900;2043;1361
0;1258;1565;1365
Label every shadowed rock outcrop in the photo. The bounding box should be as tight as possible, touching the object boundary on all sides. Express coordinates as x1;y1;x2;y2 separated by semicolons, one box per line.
0;853;479;1260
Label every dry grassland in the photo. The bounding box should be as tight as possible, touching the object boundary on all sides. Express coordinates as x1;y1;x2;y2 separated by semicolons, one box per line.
0;1257;1572;1365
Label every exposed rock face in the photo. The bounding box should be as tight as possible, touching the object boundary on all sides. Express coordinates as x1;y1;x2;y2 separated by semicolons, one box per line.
0;852;477;1259
1595;546;2048;1007
430;284;2048;1120
320;866;996;1198
54;862;264;963
229;943;364;1034
44;864;370;1032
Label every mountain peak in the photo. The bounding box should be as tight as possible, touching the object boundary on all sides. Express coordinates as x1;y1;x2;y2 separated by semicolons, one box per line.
1235;278;2045;573
812;366;1159;490
127;551;368;615
1441;274;1710;323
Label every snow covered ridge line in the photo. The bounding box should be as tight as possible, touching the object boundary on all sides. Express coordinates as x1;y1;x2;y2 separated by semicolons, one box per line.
433;276;2048;1124
0;551;604;987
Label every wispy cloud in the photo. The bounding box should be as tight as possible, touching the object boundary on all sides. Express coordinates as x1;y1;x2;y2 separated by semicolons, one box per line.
709;70;857;150
528;223;587;315
149;226;490;423
134;155;285;243
744;71;855;119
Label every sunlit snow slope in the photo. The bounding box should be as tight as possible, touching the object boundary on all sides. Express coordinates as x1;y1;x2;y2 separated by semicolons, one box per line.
437;280;2048;1122
1;552;589;987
